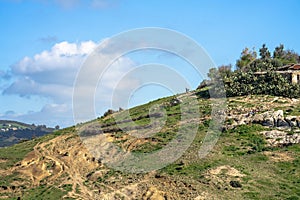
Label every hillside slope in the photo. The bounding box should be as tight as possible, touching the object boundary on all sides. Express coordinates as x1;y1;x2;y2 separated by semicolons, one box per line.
0;90;300;199
0;120;55;147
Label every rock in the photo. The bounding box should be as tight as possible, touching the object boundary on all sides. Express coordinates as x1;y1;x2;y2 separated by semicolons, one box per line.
143;186;165;200
260;111;278;126
285;116;298;127
170;98;182;106
252;110;298;129
261;130;300;146
273;110;284;121
229;180;242;188
0;186;8;190
252;113;264;124
227;108;300;131
267;110;284;126
263;117;274;127
277;119;290;128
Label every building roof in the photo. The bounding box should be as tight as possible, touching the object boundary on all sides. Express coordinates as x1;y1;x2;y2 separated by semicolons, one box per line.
291;64;300;70
254;70;300;75
278;63;300;71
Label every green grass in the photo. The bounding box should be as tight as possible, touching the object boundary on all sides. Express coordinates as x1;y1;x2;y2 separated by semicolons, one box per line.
22;185;68;200
274;102;300;116
289;103;300;116
96;169;118;183
0;138;46;169
161;160;215;177
0;172;24;187
61;184;73;192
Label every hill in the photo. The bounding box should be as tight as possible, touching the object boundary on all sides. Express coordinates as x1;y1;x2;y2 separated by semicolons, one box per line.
0;120;56;147
0;90;299;199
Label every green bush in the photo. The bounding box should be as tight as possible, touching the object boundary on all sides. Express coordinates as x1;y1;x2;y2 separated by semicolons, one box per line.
200;44;300;98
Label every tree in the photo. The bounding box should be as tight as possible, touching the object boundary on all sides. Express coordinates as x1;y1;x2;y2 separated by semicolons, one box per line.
218;64;232;78
103;109;115;117
236;47;257;71
55;125;60;130
259;44;271;59
207;68;218;81
273;44;284;59
282;50;300;64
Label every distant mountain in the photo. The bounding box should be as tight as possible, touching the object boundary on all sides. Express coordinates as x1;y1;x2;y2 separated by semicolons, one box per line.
0;120;56;147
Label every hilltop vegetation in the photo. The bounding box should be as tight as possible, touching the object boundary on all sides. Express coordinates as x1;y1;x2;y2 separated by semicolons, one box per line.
200;44;300;98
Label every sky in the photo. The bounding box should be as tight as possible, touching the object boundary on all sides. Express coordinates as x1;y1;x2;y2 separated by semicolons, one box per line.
0;0;300;127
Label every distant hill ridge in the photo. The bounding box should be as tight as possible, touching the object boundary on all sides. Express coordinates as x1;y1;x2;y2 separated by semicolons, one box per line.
0;120;56;147
0;120;34;128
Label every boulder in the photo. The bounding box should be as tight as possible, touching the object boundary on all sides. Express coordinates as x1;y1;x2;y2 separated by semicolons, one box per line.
285;116;298;127
263;117;274;127
252;113;264;124
277;118;290;128
170;98;182;106
273;110;284;120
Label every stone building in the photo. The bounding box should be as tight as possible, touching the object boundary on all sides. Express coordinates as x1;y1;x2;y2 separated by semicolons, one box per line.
254;64;300;84
277;64;300;84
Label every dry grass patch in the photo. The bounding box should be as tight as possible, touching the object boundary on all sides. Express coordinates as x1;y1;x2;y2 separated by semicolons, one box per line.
264;151;294;162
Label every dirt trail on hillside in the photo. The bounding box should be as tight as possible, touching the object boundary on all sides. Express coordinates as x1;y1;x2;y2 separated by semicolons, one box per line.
12;133;101;199
11;133;169;199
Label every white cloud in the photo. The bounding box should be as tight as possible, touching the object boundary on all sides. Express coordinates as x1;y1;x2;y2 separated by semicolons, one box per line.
0;103;74;127
12;41;97;74
2;40;138;127
4;41;98;103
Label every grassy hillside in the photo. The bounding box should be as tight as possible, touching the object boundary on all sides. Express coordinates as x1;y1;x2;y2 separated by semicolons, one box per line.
0;90;299;199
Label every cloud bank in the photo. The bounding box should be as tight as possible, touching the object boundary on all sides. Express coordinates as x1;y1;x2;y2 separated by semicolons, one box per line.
1;40;137;127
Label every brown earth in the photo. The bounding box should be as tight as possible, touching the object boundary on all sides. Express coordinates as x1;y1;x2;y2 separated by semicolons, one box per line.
264;151;294;162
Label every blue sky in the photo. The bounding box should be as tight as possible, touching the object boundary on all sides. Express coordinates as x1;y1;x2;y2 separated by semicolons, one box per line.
0;0;300;127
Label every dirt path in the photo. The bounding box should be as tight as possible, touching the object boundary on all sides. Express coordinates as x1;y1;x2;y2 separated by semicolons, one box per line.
37;134;99;199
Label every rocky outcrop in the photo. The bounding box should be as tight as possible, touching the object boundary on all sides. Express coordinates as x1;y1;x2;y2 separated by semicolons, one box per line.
252;110;300;129
227;110;300;130
261;130;300;146
226;110;300;146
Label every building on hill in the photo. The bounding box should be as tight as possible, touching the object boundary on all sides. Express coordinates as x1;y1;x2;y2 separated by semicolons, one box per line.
277;64;300;84
254;64;300;84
